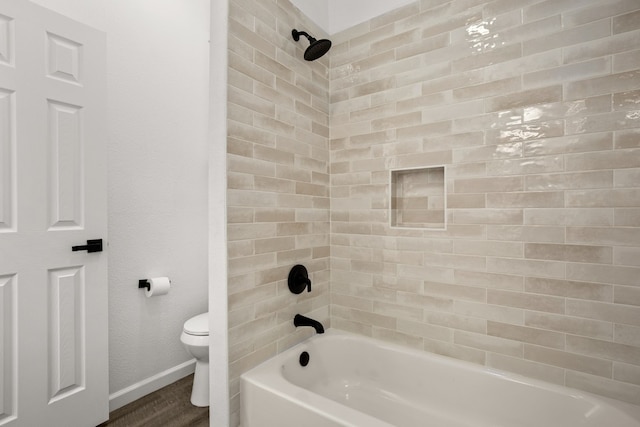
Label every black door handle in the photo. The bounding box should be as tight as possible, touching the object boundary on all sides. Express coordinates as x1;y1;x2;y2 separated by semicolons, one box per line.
72;239;103;253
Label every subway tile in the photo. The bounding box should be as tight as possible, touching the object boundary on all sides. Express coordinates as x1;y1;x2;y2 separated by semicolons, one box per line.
494;14;562;46
525;170;613;191
453;142;523;164
566;189;640;208
227;0;640;413
422;69;485;95
447;193;486;208
373;327;425;351
488;256;566;280
486;155;564;176
487;225;566;243
565;70;640;100
228;282;277;311
487;289;565;314
486;86;563;113
524;208;614;226
423;281;487;302
254;236;295;254
254;176;295;193
614;247;640;267
565;148;640;171
454;176;524;193
525;311;613;341
615;286;640;307
454;209;524;225
614;362;640;387
397;318;453;342
486;191;564;208
525;243;613;264
525;277;613;302
422;100;486;125
454;300;524;325
454;330;524;357
615;169;640;187
373;301;424;322
452;43;523;73
452;77;521;101
227;171;254;190
488;321;564;349
524;345;613;377
616;324;640;347
566;299;640;327
567;335;640;366
454;240;523;258
425;311;487;334
424;337;487;365
614;89;640;111
567;226;640;246
614;9;640;34
565;110;640;135
522;19;611;56
396;120;452;140
524;0;607;23
523;57;611;89
451;9;522;44
524;95;612;122
396;32;451;60
454;270;524;291
487;120;565;145
420;6;483;40
227;223;276;241
371;111;422;131
613;49;640;73
615;208;640;226
566;263;640;286
563;0;640;27
484;50;561;82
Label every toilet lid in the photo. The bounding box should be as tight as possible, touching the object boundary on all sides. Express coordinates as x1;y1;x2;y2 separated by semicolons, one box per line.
184;313;208;336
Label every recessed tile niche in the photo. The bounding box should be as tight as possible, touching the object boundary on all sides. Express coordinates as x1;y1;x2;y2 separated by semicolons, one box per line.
390;166;446;230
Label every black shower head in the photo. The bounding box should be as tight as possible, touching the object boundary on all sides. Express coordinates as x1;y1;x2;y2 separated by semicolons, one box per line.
292;29;332;61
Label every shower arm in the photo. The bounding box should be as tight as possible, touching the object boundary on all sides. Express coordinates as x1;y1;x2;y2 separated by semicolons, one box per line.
292;30;313;42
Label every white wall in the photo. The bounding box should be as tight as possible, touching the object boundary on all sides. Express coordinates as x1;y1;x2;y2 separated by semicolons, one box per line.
31;0;210;407
290;0;415;34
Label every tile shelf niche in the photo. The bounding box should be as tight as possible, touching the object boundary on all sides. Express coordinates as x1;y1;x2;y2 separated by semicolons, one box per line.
390;166;446;230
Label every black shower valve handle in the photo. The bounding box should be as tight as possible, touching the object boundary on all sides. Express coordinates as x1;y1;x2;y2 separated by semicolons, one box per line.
288;264;311;294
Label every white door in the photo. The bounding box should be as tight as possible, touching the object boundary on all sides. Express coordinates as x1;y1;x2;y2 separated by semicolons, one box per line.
0;1;108;426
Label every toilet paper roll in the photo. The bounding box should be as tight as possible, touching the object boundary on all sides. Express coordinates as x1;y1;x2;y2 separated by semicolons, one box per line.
146;277;171;297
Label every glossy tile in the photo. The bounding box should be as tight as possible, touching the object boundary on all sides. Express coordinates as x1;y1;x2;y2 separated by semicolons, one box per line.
228;0;640;418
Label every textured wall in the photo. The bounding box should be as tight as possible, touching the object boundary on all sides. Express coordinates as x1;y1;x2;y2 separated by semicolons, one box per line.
330;0;640;406
31;0;211;398
226;0;331;423
106;0;210;395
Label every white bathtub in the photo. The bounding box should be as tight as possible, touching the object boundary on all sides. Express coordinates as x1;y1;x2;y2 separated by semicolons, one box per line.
241;329;640;427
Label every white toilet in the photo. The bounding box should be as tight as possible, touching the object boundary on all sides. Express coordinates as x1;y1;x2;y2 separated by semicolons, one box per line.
180;312;209;407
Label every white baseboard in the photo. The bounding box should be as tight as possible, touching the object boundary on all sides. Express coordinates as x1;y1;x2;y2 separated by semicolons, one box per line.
108;359;196;412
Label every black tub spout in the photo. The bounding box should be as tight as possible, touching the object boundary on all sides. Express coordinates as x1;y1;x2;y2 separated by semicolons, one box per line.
294;314;324;334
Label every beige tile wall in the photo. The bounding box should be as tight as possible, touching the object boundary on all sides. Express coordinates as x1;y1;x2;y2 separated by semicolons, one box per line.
228;0;640;424
330;0;640;407
227;0;330;423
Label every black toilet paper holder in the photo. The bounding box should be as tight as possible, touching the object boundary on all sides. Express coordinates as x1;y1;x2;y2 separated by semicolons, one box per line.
138;279;150;291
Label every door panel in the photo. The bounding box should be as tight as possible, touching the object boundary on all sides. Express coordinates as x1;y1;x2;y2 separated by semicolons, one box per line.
0;1;107;426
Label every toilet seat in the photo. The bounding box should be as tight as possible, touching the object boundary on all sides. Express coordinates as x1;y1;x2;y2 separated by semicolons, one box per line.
184;312;208;336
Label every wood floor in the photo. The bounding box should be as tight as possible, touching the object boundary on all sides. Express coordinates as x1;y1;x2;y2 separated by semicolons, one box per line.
98;375;209;427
